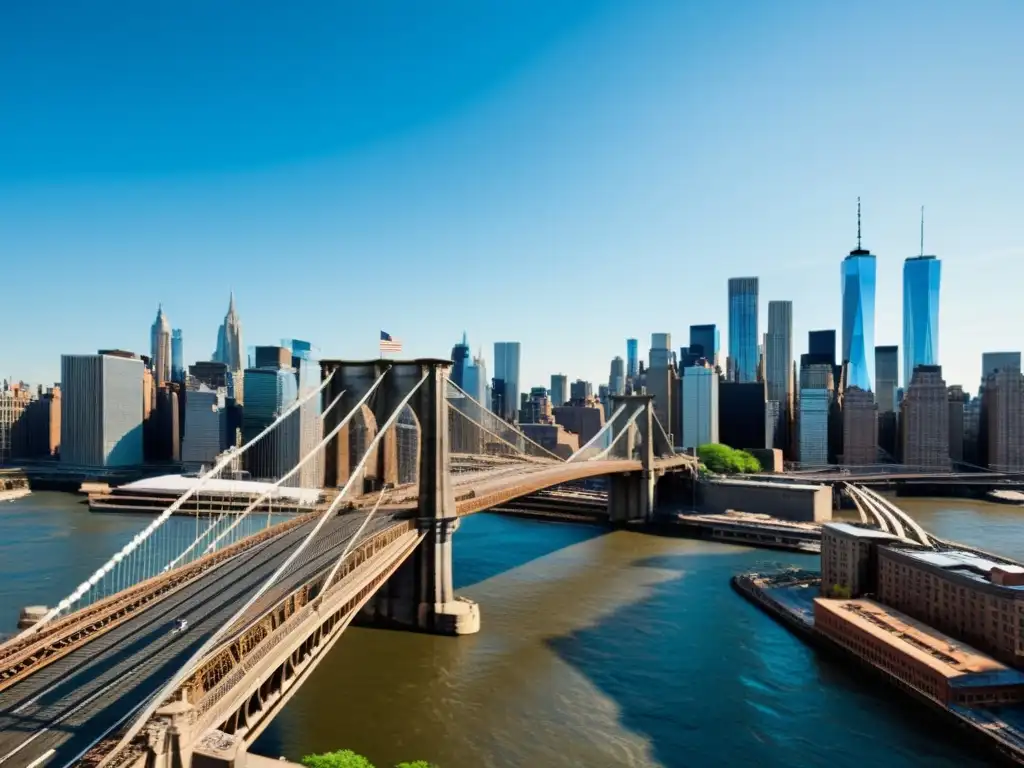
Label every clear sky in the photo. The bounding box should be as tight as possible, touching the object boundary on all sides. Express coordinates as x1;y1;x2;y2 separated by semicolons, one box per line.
2;1;1022;394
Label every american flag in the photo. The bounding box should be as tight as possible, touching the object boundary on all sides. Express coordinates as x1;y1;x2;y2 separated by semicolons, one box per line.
379;330;403;354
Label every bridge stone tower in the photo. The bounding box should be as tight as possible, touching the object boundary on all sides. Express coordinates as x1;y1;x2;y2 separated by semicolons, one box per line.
321;358;480;636
607;394;657;524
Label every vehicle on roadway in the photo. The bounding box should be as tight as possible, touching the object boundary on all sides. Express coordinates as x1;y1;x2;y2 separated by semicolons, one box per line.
171;618;188;634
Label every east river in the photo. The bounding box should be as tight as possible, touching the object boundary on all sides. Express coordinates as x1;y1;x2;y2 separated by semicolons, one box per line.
4;493;1024;767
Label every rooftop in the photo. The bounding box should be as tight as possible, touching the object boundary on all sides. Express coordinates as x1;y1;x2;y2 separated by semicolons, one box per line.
117;474;321;505
816;598;1024;687
824;522;906;541
887;546;1024;588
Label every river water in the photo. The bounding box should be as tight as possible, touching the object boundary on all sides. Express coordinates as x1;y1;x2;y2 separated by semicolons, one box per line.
3;492;1023;767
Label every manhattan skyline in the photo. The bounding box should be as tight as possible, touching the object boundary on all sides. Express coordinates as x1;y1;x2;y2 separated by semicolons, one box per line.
2;2;1022;390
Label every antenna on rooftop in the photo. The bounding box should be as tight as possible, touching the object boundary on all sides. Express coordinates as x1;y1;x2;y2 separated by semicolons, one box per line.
857;197;862;251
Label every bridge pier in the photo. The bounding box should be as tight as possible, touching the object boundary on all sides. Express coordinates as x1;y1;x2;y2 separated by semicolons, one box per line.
321;358;480;636
607;394;657;524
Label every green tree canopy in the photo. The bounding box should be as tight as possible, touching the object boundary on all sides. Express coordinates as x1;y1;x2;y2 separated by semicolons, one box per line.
395;763;436;768
697;443;762;475
301;751;375;768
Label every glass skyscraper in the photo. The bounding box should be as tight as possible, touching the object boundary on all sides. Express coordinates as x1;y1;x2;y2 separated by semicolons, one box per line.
171;329;184;383
689;324;720;368
728;277;759;383
902;255;941;387
842;250;877;391
493;342;521;421
625;338;639;379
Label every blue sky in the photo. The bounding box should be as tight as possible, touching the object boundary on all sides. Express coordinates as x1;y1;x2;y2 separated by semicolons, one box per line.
2;1;1021;393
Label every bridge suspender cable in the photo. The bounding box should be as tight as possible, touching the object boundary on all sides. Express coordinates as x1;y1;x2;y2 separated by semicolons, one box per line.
14;369;338;642
567;403;627;462
98;370;428;768
164;382;364;569
587;405;645;462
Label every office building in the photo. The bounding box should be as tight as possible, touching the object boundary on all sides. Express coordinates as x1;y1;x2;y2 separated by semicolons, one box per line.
450;332;470;390
875;346;899;413
493;342;521;421
842;386;877;465
948;386;968;464
903;255;942;388
0;384;32;464
718;381;767;450
553;401;605;447
901;365;950;469
728;277;759;383
878;544;1024;668
765;301;793;450
519;422;579;460
609;357;626;396
647;333;675;442
799;363;834;465
150;305;172;387
182;385;226;468
550;374;568;408
569;379;594;404
689;324;720;369
151;385;181;462
841;200;877;391
61;353;144;467
281;339;324;488
821;522;903;597
170;329;184;384
626;338;639;380
462;352;488;406
243;365;299;483
984;365;1024;472
809;330;837;362
213;292;245;373
983;353;1022;379
681;363;718;449
189;361;229;389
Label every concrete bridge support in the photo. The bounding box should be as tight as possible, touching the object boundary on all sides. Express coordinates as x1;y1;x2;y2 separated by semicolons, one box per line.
607;394;657;524
321;359;480;636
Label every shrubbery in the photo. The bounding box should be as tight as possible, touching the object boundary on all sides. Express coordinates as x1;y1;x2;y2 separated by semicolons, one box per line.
300;752;436;768
697;443;762;475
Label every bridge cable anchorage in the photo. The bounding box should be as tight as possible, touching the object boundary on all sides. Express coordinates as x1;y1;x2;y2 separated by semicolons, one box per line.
566;402;627;462
12;368;339;641
165;379;369;569
97;368;428;768
445;379;564;463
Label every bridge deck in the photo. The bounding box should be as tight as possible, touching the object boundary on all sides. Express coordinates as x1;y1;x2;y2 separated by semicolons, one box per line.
0;512;403;768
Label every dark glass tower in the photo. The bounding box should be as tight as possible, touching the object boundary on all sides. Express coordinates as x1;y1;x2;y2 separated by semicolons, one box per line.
841;199;877;391
728;278;759;383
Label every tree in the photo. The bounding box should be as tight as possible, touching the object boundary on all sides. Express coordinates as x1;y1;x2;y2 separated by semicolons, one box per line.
395;763;436;768
301;751;375;768
697;443;762;475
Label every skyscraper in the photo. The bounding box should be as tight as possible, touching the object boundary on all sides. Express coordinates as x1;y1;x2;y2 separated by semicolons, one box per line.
609;356;625;395
450;332;470;390
681;362;719;449
626;338;639;380
901;365;950;469
841;199;877;391
150;305;171;386
808;330;836;362
689;324;720;369
214;292;244;373
728;277;759;383
493;342;521;421
903;256;941;388
171;329;184;384
61;353;144;467
799;363;834;466
875;346;899;413
550;374;568;407
765;301;793;407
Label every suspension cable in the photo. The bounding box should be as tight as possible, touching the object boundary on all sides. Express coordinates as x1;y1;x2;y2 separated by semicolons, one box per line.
99;370;428;768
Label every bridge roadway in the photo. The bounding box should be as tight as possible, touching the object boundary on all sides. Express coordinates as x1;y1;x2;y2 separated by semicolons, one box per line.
0;511;405;768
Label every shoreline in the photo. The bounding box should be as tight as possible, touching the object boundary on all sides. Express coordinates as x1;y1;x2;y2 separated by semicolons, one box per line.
0;488;32;503
732;572;1024;766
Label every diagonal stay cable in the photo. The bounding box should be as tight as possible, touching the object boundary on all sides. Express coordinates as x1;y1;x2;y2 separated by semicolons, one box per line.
588;405;645;461
165;381;362;569
448;404;554;461
446;379;563;461
567;403;627;462
97;369;427;768
12;370;337;642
